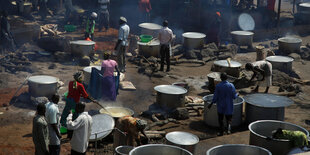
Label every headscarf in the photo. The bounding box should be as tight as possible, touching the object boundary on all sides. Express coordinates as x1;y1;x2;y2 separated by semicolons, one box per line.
73;71;83;89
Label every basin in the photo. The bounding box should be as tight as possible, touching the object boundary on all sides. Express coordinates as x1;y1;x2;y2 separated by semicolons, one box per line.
206;144;271;155
129;144;192;155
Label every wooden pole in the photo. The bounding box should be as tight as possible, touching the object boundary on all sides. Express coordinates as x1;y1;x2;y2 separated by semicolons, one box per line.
277;0;282;27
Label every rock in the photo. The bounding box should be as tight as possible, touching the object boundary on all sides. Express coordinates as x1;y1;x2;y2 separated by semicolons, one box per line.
147;56;158;63
54;51;71;62
31;97;49;106
203;43;218;51
170;108;189;120
227;44;238;56
289;53;301;61
79;56;90;66
201;48;215;57
48;63;57;69
185;49;201;59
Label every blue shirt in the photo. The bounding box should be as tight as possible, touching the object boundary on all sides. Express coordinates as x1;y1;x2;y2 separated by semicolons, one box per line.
212;80;237;115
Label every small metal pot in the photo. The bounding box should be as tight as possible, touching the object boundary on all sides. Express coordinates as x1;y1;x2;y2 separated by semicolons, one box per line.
165;131;199;154
182;32;206;49
28;75;58;98
129;144;193;155
154;85;188;109
206;144;272;155
265;56;294;73
116;146;135;155
70;40;95;56
231;31;254;47
137;40;160;58
278;37;302;54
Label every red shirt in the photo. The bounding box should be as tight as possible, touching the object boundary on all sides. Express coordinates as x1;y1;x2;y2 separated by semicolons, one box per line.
67;81;89;103
139;0;152;13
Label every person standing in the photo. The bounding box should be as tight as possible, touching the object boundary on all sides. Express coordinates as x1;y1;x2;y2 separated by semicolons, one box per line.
101;52;119;101
206;11;221;47
208;73;238;136
114;16;130;73
32;103;49;155
45;94;61;155
0;11;16;53
158;20;173;72
85;12;97;40
66;102;93;155
98;0;110;32
245;60;272;93
138;0;152;22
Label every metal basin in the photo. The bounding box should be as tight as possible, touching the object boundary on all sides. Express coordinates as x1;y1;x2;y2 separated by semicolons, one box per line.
139;23;162;38
213;60;242;77
182;32;206;49
83;66;101;86
265;56;294;72
278;37;302;54
70;40;95;56
231;31;254;47
89;114;115;142
28;75;58;98
99;107;134;119
154;85;188;109
116;146;135;155
206;144;272;155
249;120;309;155
129;144;193;155
203;94;244;127
165;131;199;154
137;40;160;58
297;3;310;14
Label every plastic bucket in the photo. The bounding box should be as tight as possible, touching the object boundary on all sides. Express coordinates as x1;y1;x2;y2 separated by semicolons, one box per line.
140;35;153;43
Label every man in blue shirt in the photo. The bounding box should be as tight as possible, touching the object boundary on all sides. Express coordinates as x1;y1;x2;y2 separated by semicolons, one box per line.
208;72;237;136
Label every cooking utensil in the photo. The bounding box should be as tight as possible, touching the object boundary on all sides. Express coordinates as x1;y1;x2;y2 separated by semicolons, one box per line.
207;144;271;155
213;60;242;77
278;37;302;54
266;56;294;72
238;13;255;31
165;131;199;153
182;32;206;49
231;31;254;47
70;40;95;56
137;40;160;58
89;114;115;141
154;85;187;109
28;75;58;98
129;144;192;155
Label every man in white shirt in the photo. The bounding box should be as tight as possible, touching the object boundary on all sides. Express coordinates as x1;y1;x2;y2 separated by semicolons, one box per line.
98;0;110;31
114;16;130;73
66;102;92;155
158;20;173;72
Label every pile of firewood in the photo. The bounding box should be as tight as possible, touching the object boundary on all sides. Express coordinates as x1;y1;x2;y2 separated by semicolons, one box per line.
40;24;63;37
0;52;32;73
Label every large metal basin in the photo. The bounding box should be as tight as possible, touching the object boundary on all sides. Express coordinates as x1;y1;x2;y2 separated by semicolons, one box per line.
99;107;134;119
129;144;193;155
203;94;244;127
278;37;302;54
154;85;188;109
83;66;101;86
182;32;206;49
231;31;254;47
249;120;309;155
206;144;272;155
265;56;294;72
297;3;310;14
28;75;58;98
213;60;242;77
89;114;115;142
116;146;134;155
137;40;160;58
165;131;199;154
70;40;95;56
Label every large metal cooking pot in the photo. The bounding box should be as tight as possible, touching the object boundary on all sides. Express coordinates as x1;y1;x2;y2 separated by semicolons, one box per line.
213;60;242;77
203;94;244;127
89;114;115;142
230;31;254;47
28;75;58;98
244;93;294;124
206;144;272;155
249;120;309;155
70;40;95;56
138;23;162;38
182;32;206;49
116;146;134;155
297;3;310;14
137;40;160;58
99;107;134;119
129;144;193;155
165;131;199;154
266;56;294;72
154;85;188;109
278;37;302;54
83;66;101;86
11;1;32;14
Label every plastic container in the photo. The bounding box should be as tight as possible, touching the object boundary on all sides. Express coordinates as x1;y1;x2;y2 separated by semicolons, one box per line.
140;35;153;43
64;25;77;32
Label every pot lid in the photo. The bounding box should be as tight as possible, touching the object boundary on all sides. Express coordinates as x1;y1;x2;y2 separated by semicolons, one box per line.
214;60;242;68
278;37;302;43
266;56;294;63
70;40;95;45
89;114;115;141
154;85;187;95
28;75;58;84
203;94;244;105
207;72;221;80
138;23;162;30
244;93;294;108
137;40;160;46
299;3;310;7
238;13;255;31
83;66;101;73
231;31;254;36
182;32;206;39
99;107;134;118
165;131;199;145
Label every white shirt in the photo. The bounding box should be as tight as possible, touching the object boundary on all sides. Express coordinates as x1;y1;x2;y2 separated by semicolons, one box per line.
118;23;130;46
67;112;93;153
158;27;173;45
45;102;60;145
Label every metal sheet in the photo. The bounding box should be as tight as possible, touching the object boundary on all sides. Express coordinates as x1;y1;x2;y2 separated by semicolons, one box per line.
138;23;162;30
70;40;95;45
182;32;206;39
231;31;254;36
89;114;115;141
83;66;101;73
214;60;242;68
278;37;302;43
154;85;187;95
244;93;294;108
165;131;199;145
266;56;294;63
28;75;58;84
238;13;255;31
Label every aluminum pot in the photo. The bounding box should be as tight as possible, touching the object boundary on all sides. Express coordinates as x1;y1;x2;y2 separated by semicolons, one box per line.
230;31;254;47
278;37;302;54
206;144;272;155
154;85;188;109
213;60;242;77
139;23;162;38
89;114;115;142
129;144;193;155
99;107;134;119
265;56;294;72
182;32;206;49
28;75;58;98
116;146;135;155
165;131;199;154
203;94;244;127
137;40;160;58
297;3;310;14
249;120;309;155
83;66;101;86
70;40;95;56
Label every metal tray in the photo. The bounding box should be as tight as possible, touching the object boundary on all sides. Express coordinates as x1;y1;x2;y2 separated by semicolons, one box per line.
89;114;115;141
244;93;294;108
154;85;187;95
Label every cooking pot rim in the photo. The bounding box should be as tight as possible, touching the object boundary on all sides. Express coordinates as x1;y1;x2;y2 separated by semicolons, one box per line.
203;94;244;105
265;56;294;63
165;131;199;145
206;144;272;155
154;85;188;95
129;144;193;155
182;32;206;39
278;37;302;43
230;31;254;36
28;75;58;84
